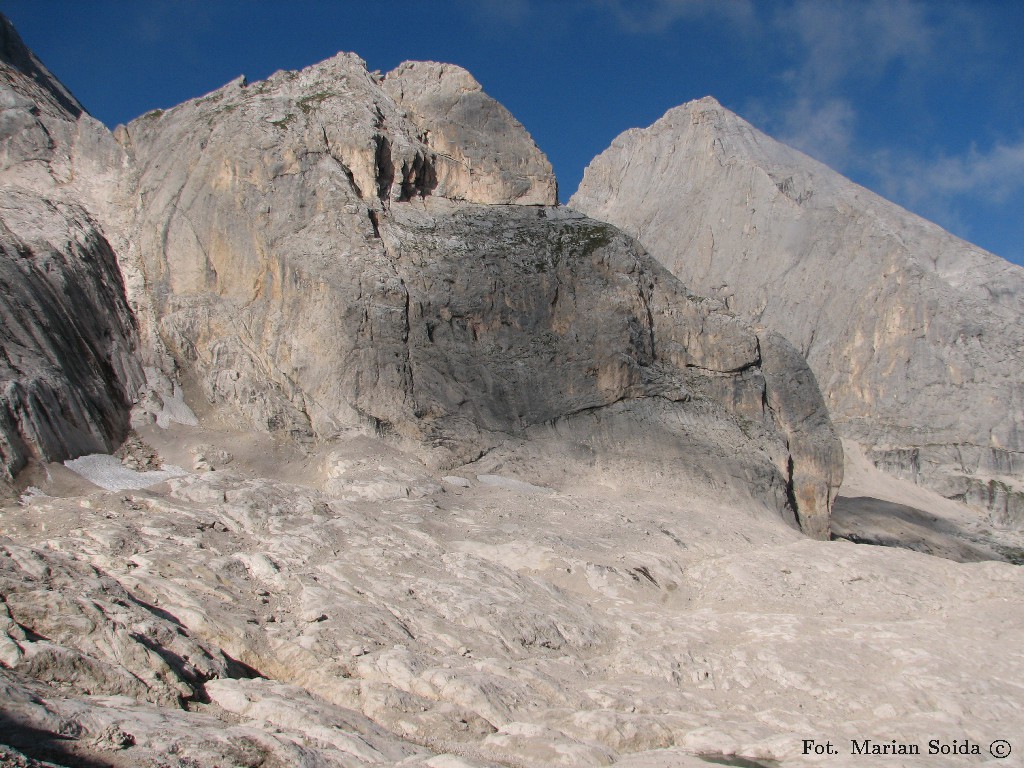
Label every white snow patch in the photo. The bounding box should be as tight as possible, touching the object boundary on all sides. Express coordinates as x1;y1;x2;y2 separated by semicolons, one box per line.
142;366;199;428
156;392;198;428
64;454;188;491
18;486;47;505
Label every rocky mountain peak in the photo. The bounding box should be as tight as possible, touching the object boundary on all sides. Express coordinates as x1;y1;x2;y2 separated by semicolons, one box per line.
653;97;750;136
381;59;557;205
674;94;726;116
572;97;1024;527
13;43;822;539
110;52;841;534
118;49;558;211
0;13;84;120
1;15;1022;768
383;60;483;95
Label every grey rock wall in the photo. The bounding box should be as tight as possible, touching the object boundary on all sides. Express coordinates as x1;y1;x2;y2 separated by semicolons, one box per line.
571;96;1024;527
0;14;143;486
114;58;840;535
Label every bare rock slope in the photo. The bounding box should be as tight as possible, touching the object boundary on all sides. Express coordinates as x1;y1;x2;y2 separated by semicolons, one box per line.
571;97;1024;527
0;15;143;486
113;57;840;537
2;428;1021;768
381;61;558;205
1;17;1022;768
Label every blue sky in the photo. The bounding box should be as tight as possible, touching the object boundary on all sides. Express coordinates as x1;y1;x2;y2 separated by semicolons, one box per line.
5;0;1023;265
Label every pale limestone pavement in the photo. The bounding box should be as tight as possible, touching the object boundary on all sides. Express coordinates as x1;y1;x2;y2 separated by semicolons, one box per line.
3;425;1022;767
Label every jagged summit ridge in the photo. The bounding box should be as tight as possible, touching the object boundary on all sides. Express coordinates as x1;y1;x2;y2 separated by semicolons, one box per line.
120;51;557;209
571;96;1024;526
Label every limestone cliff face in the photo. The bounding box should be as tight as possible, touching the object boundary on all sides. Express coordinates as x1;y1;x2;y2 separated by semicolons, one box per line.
0;14;143;485
113;59;839;536
381;61;558;205
2;20;1022;765
571;97;1024;527
0;17;841;535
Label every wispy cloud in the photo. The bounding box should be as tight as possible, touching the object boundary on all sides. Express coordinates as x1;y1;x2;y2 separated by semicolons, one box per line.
780;0;934;95
875;140;1024;207
750;0;949;176
594;0;755;34
860;139;1024;254
775;97;857;168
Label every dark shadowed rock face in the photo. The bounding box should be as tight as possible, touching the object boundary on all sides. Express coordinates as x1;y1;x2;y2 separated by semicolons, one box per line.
0;195;141;482
0;15;143;486
571;96;1024;527
114;57;841;536
382;203;840;538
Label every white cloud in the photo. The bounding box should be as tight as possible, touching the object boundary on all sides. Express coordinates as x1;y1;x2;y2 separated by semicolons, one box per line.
875;140;1024;207
595;0;755;34
780;0;934;95
776;97;858;168
755;0;942;174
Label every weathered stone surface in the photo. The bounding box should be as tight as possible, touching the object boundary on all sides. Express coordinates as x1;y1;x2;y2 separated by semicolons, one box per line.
0;16;143;486
116;59;839;534
382;61;558;205
571;96;1024;525
1;430;1021;767
0;196;142;483
0;541;234;706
